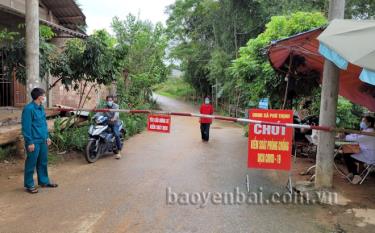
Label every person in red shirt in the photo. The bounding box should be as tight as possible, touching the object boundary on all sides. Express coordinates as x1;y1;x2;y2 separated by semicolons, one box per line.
199;97;214;142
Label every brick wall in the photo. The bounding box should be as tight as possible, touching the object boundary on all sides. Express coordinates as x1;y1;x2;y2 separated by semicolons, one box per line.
50;81;109;108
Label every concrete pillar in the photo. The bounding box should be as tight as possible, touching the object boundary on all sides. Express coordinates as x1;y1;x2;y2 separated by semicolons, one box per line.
25;0;40;102
315;0;345;189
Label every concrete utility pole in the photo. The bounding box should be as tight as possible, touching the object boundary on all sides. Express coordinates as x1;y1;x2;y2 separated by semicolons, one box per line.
26;0;40;102
315;0;345;189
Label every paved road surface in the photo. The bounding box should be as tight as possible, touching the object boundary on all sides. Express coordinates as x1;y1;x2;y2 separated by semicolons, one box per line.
0;95;333;233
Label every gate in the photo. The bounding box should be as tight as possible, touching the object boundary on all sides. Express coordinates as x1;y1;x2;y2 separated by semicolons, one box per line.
13;72;26;107
0;51;12;107
0;50;26;107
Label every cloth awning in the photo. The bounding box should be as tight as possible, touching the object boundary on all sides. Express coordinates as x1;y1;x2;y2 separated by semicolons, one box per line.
268;26;375;112
318;19;375;86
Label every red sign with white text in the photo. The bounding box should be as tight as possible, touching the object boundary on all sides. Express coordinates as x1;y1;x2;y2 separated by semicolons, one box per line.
248;109;293;171
147;115;171;133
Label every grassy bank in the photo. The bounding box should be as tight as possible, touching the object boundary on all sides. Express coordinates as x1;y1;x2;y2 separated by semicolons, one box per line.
153;77;195;99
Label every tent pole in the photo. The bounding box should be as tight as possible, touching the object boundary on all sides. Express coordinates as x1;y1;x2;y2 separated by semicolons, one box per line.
282;55;293;109
315;0;345;189
282;74;290;110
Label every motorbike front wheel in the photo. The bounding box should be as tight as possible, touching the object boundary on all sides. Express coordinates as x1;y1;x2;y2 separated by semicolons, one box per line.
120;128;126;142
85;140;100;163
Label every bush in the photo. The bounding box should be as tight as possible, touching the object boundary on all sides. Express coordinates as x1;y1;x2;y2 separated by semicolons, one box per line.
121;114;147;137
336;97;365;129
119;102;153;137
309;90;365;130
64;125;89;151
50;117;88;152
243;125;249;138
0;144;17;161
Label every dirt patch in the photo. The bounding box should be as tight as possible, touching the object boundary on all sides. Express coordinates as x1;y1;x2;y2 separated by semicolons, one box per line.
346;208;375;227
0;159;23;180
270;155;375;232
0;151;84;186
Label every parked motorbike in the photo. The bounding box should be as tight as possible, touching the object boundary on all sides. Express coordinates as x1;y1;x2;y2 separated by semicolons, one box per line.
85;114;126;163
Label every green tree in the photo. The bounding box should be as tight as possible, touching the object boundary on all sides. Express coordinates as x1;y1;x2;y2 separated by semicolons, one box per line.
254;0;375;20
111;14;169;106
50;29;123;109
167;0;263;99
166;0;375;114
229;12;327;109
346;0;375;19
0;25;56;84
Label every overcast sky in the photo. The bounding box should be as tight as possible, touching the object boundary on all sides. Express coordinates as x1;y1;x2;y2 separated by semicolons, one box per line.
79;0;176;34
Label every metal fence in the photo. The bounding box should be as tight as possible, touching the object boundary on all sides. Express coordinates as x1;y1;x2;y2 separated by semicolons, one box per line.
0;51;12;107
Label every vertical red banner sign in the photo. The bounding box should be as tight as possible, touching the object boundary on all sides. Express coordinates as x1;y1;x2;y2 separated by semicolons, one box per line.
147;115;171;133
248;109;293;171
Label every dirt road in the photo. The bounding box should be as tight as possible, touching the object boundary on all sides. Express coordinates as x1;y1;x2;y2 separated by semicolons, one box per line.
0;95;342;233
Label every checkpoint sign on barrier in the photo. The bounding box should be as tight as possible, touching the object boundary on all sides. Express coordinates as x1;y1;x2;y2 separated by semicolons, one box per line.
147;115;171;133
248;109;293;171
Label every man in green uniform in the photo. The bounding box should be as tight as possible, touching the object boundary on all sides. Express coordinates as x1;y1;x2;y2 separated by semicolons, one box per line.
22;88;58;194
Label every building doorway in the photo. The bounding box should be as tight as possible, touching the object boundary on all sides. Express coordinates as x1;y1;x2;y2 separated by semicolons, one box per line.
0;51;26;107
0;52;12;107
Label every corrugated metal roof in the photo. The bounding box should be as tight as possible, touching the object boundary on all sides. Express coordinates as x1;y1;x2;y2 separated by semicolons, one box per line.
41;19;87;38
0;0;87;38
42;0;86;31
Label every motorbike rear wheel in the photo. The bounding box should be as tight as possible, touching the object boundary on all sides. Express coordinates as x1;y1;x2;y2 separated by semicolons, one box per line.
85;140;100;163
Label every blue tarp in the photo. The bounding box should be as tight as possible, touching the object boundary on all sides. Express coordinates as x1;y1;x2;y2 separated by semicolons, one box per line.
319;43;375;86
360;69;375;86
319;43;348;70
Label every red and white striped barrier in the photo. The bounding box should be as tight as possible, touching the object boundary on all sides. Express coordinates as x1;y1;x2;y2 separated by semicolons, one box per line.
49;107;375;137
